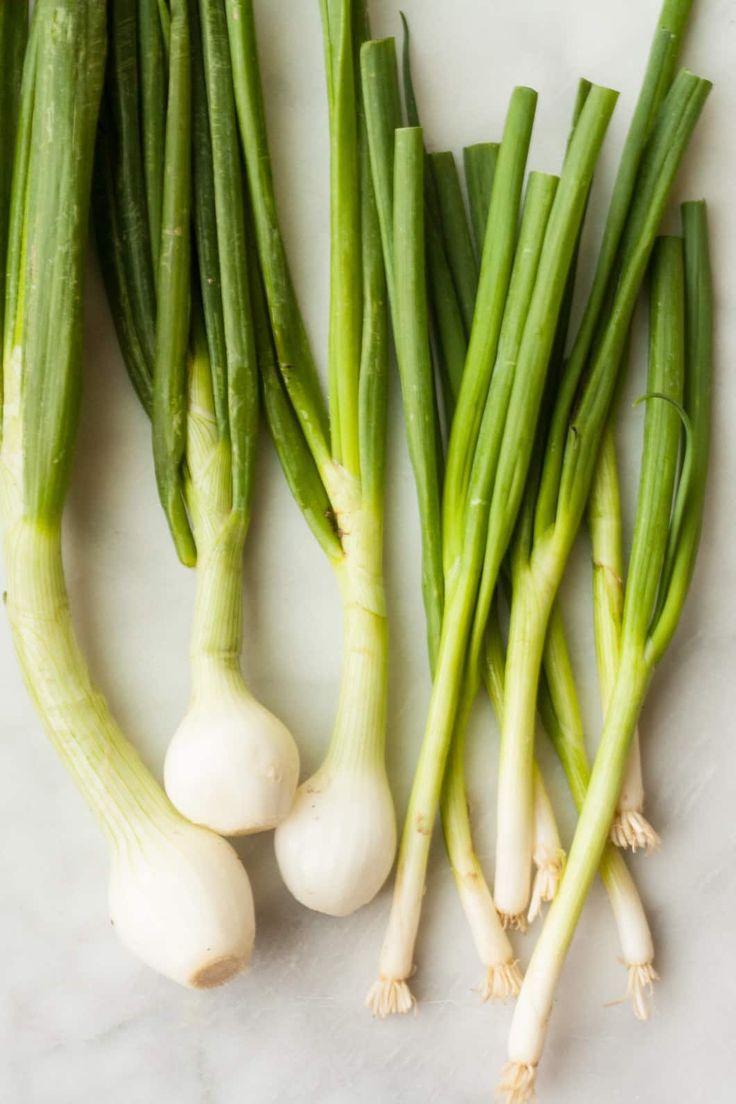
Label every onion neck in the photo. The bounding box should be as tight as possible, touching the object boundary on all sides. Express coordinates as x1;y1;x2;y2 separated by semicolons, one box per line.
188;504;247;701
325;471;388;774
2;519;178;847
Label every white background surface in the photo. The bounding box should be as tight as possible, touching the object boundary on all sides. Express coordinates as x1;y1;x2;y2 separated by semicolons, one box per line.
1;1;734;1101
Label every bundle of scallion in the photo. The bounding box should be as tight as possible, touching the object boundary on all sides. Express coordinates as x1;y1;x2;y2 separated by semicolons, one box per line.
501;204;712;1101
1;0;255;990
217;0;396;916
493;0;710;927
363;30;619;1012
94;0;300;837
362;16;658;1016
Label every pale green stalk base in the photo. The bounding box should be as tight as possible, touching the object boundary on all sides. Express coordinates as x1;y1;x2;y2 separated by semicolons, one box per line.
591;427;659;854
368;581;475;1013
542;606;656;1015
326;465;388;773
185;357;248;696
495;557;558;922
504;651;650;1079
3;520;179;846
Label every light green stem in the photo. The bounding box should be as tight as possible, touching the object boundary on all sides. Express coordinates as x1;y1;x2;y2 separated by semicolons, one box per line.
495;558;556;918
3;521;177;847
509;648;650;1065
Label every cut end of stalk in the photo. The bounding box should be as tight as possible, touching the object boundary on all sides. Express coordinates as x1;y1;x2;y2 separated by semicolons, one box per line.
496;1061;537;1103
499;912;529;934
366;976;416;1018
527;850;566;924
479;961;523;1002
610;810;661;854
190;954;248;989
626;962;659;1021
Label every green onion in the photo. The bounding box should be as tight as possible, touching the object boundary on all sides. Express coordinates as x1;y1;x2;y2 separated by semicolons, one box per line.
222;0;395;916
1;0;254;989
95;0;300;838
370;25;521;999
493;0;710;923
364;29;617;1003
502;209;711;1095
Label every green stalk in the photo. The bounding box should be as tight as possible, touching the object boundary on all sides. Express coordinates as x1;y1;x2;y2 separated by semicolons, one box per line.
95;0;158;412
590;426;660;851
504;215;711;1086
138;0;166;271
196;0;258;518
428;150;478;334
494;65;710;923
0;4;27;377
152;0;194;565
369;85;616;1010
224;0;332;478
323;1;362;473
535;0;695;534
441;86;536;568
463;142;499;258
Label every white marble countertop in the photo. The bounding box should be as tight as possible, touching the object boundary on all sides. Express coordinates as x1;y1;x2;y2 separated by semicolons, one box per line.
1;1;735;1101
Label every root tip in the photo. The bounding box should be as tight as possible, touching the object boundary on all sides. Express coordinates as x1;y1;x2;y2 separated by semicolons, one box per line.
479;961;523;1003
366;976;416;1018
497;1061;537;1103
499;911;529;934
627;962;659;1021
610;810;661;854
527;850;565;923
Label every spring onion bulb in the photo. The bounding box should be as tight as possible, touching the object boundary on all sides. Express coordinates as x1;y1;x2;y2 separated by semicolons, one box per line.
493;0;709;922
95;0;299;836
590;429;660;852
1;0;255;988
221;0;395;912
501;210;712;1097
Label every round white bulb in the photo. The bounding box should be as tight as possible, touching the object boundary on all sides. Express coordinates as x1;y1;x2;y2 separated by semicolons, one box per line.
275;765;396;916
164;687;299;836
109;821;255;988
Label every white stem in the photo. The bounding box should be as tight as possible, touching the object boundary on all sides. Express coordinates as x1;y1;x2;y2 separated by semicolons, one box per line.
441;690;521;1000
368;587;473;1015
528;768;565;924
496;571;553;923
456;868;522;1001
601;848;657;1019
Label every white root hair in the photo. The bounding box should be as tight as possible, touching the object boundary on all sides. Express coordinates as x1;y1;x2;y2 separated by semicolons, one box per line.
479;961;523;1003
366;977;416;1018
610;809;661;853
497;1061;537;1103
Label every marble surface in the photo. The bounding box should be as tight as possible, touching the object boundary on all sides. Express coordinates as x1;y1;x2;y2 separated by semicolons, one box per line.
1;1;735;1101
